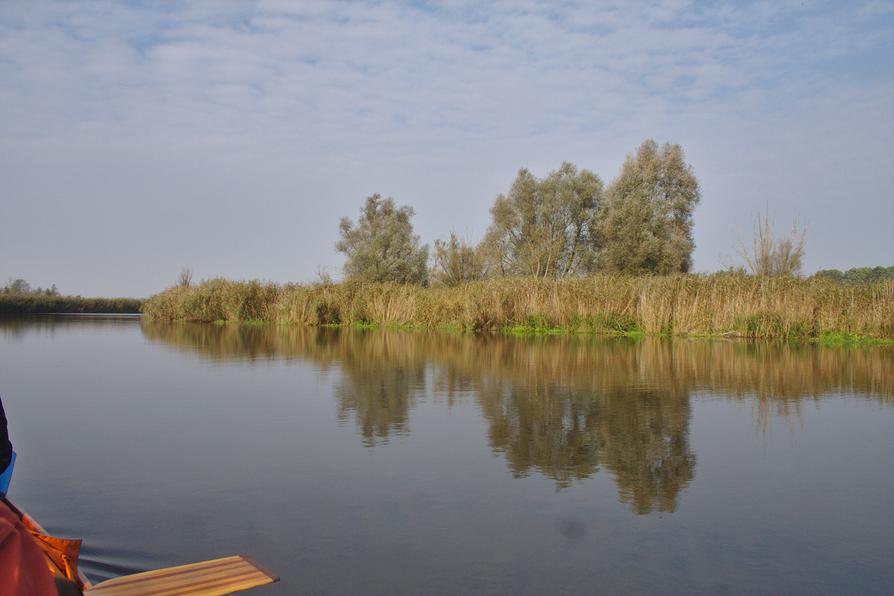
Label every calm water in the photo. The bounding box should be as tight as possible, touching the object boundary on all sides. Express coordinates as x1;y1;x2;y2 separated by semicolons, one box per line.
1;316;892;595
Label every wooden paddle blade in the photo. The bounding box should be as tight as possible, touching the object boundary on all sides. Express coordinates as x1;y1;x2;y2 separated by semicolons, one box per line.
86;555;278;596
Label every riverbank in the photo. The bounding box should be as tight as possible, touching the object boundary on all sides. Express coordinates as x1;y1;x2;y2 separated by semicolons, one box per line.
140;275;893;342
0;294;142;314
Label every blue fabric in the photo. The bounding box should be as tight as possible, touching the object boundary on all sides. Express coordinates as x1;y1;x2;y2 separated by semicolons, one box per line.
0;450;15;497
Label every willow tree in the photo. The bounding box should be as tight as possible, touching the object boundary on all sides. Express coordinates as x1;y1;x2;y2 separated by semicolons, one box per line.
597;140;700;274
336;194;429;285
481;162;603;277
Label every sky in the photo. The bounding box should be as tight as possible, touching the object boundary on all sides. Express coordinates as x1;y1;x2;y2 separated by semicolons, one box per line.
1;0;892;297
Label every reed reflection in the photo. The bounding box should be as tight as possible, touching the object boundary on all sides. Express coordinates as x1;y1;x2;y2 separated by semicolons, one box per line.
142;323;894;513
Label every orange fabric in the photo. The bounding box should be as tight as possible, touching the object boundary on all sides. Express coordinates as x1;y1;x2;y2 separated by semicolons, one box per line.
0;501;57;596
21;515;83;589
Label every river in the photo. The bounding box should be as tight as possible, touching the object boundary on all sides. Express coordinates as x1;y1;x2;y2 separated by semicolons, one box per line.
1;316;892;594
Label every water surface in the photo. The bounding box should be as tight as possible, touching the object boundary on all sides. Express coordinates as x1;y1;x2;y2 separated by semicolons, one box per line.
1;316;892;594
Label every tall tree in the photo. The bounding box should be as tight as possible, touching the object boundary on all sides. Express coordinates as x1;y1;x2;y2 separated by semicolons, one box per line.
597;140;700;274
336;194;429;285
481;162;603;277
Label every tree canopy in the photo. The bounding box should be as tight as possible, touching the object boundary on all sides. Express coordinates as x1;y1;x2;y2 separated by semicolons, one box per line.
597;140;700;274
481;162;603;277
336;194;429;285
335;141;709;282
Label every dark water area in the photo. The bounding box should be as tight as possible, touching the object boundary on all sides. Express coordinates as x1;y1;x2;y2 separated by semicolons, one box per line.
1;316;892;595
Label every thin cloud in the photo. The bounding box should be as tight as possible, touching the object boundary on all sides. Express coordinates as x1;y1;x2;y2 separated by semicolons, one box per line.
0;0;891;295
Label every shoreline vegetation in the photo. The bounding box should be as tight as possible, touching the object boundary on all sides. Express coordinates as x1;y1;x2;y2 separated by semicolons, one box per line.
140;275;894;344
5;139;893;341
0;294;142;315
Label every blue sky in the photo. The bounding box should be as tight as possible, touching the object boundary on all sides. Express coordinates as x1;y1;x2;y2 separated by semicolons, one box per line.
1;0;892;296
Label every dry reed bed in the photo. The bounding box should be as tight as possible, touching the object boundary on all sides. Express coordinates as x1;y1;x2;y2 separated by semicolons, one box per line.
141;275;894;339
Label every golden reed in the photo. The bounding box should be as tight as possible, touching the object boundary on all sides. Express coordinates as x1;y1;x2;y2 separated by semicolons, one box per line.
141;274;894;340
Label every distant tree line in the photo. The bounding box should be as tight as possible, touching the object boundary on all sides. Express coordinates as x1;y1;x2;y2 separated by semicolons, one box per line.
813;266;894;284
337;139;703;286
0;279;142;314
1;278;59;296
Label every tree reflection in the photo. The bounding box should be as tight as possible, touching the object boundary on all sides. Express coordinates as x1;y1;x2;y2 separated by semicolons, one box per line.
478;381;604;486
598;388;694;514
142;322;893;514
330;332;425;447
475;371;694;512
